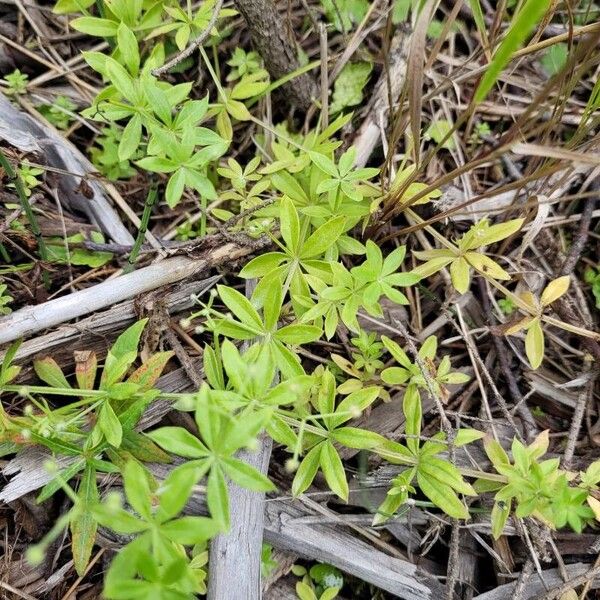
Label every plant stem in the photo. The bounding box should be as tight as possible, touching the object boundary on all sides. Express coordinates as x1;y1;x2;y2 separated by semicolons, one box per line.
127;183;157;269
0;148;49;262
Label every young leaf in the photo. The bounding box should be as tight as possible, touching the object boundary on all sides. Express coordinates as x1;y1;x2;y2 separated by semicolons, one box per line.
525;318;544;369
34;356;71;388
207;466;230;530
222;457;275;491
320;440;349;501
122;460;153;519
540;275;570;307
217;285;263;330
146;426;209;458
160;516;219;545
98;402;123;448
100;319;148;389
279;196;301;254
71;465;99;576
292;443;322;497
416;471;469;519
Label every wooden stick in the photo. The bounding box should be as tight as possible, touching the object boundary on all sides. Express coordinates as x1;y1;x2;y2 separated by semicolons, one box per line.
207;279;273;600
0;242;263;344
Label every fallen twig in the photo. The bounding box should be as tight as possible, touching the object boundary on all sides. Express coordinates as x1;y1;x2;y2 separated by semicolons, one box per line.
0;239;267;344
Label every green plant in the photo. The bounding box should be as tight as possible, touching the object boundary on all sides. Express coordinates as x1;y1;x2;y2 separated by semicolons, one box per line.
0;281;13;315
46;232;113;267
227;48;263;81
424;118;456;150
480;432;597;537
94;461;215;598
4;69;28;95
261;543;278;578
11;161;44;197
413;218;524;294
293;563;343;600
540;43;568;76
300;241;419;337
329;62;372;114
331;331;387;397
2;1;599;597
39;95;78;130
502;275;571;369
474;0;553;103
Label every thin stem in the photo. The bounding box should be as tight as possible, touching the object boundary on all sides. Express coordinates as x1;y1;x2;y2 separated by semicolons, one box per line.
0;148;49;262
128;183;158;268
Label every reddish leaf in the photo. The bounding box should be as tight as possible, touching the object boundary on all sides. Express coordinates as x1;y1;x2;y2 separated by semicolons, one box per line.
75;350;97;390
127;351;174;390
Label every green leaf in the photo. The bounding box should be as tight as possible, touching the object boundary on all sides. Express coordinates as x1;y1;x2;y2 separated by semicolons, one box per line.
218;285;263;330
92;505;147;534
329;61;372;113
274;324;322;345
331;427;386;449
450;257;471;294
475;0;552;103
53;0;95;14
160;516;219;544
454;428;485;447
418;457;476;496
118;114;142;162
416;471;469;519
98;402;123;447
157;465;198;522
165;168;186;208
483;436;510;467
491;500;511;539
239;252;286;278
280;196;301;254
222;457;275;491
330;386;379;429
540;42;568;76
33;356;70;388
71;465;99;576
146;427;208;458
320;441;348;501
122;460;152;519
106;57;136;99
525;318;544;369
424;119;455;149
100;319;147;388
403;384;421;454
71;16;118;37
300;216;346;259
185;168;217;199
207;466;229;530
292;443;322;496
309;152;338;177
116;23;139;75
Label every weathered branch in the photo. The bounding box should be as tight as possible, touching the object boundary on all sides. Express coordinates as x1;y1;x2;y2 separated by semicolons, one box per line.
232;0;316;110
0;240;267;345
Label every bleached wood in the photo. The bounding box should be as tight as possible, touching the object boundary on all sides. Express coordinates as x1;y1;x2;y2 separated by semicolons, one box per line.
1;276;220;363
207;437;273;600
0;242;259;344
